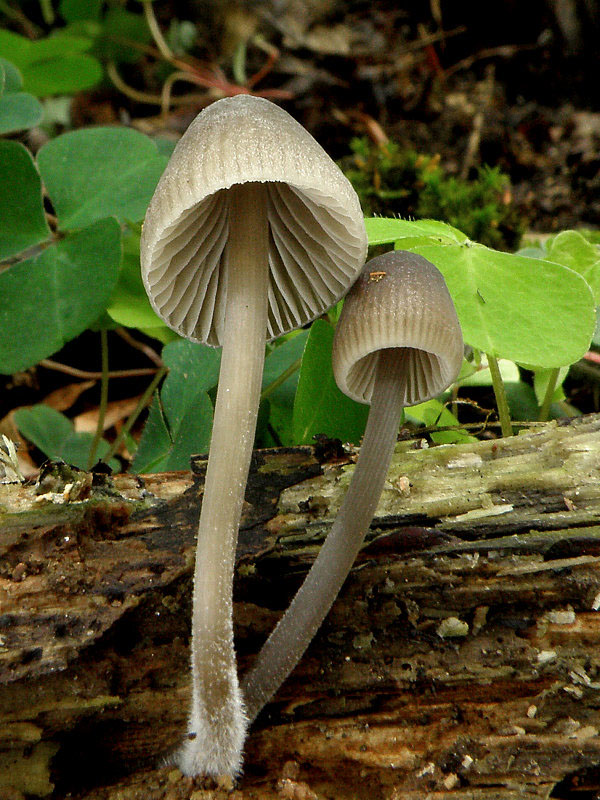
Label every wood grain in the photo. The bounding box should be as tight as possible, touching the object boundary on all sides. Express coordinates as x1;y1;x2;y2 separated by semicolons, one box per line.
2;416;600;799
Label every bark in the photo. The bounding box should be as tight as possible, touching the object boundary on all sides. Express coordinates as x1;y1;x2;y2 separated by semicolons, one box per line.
2;415;600;799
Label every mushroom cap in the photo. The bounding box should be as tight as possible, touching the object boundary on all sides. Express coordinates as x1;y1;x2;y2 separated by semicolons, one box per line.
140;95;367;346
332;250;464;406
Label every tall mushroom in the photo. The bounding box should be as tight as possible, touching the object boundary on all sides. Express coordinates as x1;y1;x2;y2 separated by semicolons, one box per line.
242;249;463;721
140;95;367;778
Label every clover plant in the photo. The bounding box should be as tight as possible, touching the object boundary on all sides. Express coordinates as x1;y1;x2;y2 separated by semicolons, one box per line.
0;100;598;469
0;59;43;135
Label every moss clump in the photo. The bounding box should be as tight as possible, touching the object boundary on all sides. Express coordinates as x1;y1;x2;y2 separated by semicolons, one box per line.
339;137;525;251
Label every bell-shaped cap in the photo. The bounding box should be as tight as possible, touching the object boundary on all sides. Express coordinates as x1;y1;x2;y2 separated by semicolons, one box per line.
141;95;367;346
332;250;463;406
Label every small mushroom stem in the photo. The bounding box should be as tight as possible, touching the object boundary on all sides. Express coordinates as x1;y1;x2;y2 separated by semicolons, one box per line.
176;183;270;778
242;347;407;721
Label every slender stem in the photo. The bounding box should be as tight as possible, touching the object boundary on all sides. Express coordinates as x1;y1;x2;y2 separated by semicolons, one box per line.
88;329;109;468
40;359;157;380
142;0;174;62
242;348;405;722
0;1;40;37
245;37;279;88
538;367;560;422
115;327;163;367
39;0;54;25
107;62;206;107
101;366;168;464
160;70;201;115
176;184;269;778
260;356;302;401
487;353;513;437
232;41;248;85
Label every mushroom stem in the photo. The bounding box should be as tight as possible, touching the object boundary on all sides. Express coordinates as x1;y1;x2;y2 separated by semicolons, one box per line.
177;183;270;777
242;347;406;721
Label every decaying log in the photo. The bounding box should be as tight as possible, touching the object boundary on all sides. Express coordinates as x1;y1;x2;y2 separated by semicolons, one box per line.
2;415;600;799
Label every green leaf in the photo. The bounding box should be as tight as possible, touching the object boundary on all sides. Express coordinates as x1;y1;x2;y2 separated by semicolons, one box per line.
0;30;102;96
546;230;600;303
262;330;308;405
139;326;180;345
0;140;50;261
406;399;476;444
0;58;22;93
24;54;102;96
406;242;595;368
458;356;520;387
260;331;309;446
593;308;600;348
133;340;219;472
16;404;72;455
505;382;540;422
37;127;168;231
365;217;468;247
0;91;44;134
267;398;295;446
0;30;32;66
160;339;221;417
106;226;166;330
131;394;172;473
0;218;121;374
14;404;116;470
0;59;44;133
96;8;152;64
533;367;568;406
155;138;177;158
517;246;546;259
60;0;103;22
293;319;368;445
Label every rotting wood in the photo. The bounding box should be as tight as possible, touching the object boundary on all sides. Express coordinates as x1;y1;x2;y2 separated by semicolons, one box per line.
2;415;600;799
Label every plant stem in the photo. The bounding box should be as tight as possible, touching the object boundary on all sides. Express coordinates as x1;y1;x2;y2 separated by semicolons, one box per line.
141;0;174;62
101;366;168;464
232;40;248;85
88;329;109;469
115;328;163;366
107;62;205;107
538;367;560;422
0;1;39;36
159;70;225;115
40;359;157;380
487;353;513;437
38;0;54;25
260;357;302;401
242;347;405;722
176;184;269;778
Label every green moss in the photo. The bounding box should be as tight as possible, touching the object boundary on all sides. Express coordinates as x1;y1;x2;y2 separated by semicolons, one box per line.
339;137;525;251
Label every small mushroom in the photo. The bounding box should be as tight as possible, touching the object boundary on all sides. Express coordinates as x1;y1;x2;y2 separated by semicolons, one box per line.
242;249;463;720
141;95;366;777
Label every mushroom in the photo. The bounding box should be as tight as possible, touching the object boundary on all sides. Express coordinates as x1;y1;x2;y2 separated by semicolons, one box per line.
140;95;367;777
242;249;463;721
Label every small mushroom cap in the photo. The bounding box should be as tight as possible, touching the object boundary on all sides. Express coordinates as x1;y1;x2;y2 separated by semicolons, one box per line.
141;95;367;346
332;250;464;406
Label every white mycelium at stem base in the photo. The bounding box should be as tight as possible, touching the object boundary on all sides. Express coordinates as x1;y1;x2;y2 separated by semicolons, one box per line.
176;184;269;776
242;347;406;720
140;94;367;778
242;250;464;722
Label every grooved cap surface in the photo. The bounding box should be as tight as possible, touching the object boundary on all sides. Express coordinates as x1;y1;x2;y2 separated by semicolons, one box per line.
332;250;464;406
141;95;367;345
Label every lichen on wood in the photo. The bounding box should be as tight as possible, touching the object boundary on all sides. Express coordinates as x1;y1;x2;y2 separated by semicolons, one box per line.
2;416;600;798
